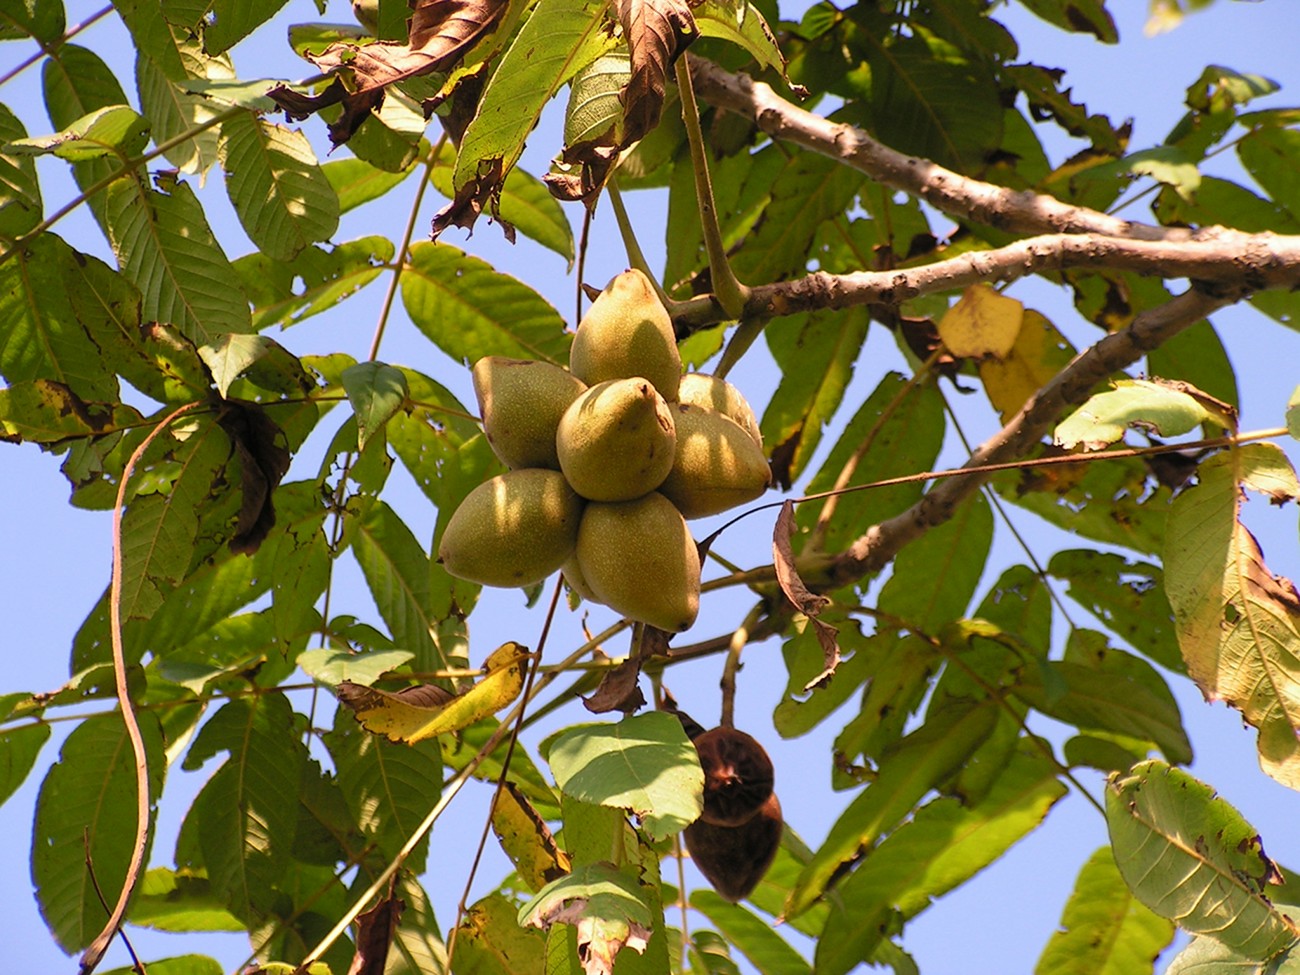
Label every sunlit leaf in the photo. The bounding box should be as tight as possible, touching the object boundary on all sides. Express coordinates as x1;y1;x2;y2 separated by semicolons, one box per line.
492;782;573;891
547;711;703;840
979;309;1075;423
689;891;810;975
342;360;410;450
456;892;549;975
298;648;414;687
0;104;42;235
336;641;529;743
519;862;654;975
1034;847;1175;975
128;868;244;933
1106;760;1298;957
1165;445;1300;787
219;112;340;262
937;284;1022;360
1055;378;1235;450
7;104;150;161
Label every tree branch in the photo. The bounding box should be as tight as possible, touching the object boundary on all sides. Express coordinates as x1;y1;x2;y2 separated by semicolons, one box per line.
686;55;1188;243
672;228;1300;333
826;284;1234;587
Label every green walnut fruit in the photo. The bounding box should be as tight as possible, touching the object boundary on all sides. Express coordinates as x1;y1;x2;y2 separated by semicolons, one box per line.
561;552;600;603
677;373;763;449
556;377;677;501
576;492;701;632
658;404;772;519
570;269;681;402
439;469;584;587
473;356;587;470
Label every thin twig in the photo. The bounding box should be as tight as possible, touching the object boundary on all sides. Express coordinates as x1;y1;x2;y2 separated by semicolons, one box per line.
445;579;564;971
81;400;200;975
0;4;113;88
83;830;147;975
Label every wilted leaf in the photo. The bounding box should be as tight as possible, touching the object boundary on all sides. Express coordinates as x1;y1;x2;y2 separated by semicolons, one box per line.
1165;445;1300;788
936;284;1023;360
348;891;404;975
519;862;654;975
492;781;572;891
456;891;548;975
773;501;839;689
309;0;509;94
215;399;292;555
979;310;1075;423
583;645;649;715
336;641;529;743
1106;760;1297;957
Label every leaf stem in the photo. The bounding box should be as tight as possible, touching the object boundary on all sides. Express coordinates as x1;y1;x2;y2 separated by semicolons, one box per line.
607;180;672;307
675;54;749;321
0;4;113;88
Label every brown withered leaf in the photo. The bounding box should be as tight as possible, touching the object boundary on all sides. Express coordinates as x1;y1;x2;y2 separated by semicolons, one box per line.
615;0;697;144
431;154;515;241
348;891;404;975
216;399;291;555
310;0;508;94
772;501;840;689
267;79;386;148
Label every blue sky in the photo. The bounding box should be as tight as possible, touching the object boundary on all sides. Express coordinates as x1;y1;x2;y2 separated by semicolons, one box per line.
3;1;1300;972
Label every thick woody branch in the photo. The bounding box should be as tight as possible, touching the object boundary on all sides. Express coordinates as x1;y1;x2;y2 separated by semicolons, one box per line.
673;230;1300;333
687;55;1187;243
826;285;1234;587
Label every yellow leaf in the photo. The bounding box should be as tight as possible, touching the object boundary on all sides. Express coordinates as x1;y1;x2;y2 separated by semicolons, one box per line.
938;284;1023;360
336;641;530;744
979;310;1076;423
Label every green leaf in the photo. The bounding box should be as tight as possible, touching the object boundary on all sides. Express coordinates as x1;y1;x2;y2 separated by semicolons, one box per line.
198;333;269;398
342;360;409;450
100;956;223;975
453;0;616;196
694;0;786;79
1016;0;1116;42
1239;125;1300;219
994;452;1170;556
0;0;65;41
0;720;50;804
128;868;244;932
1165;445;1300;788
194;0;290;55
1011;643;1191;765
1146;318;1238;410
178;694;306;921
799;373;945;555
33;712;165;952
815;748;1067;975
1055;378;1233;450
731;152;863;285
323;152;417;213
785;700;999;918
7;104;151;160
0;234;125;400
547;712;704;840
332;83;424;173
298;648;414;687
219;111;340;261
352;500;452;672
1034;847;1175;975
519;861;654;955
324;706;445;872
401;241;570;365
761;308;869;486
1047;550;1183;673
237;235;394;330
105;175;253;344
0;103;41;235
456;892;548;975
1165;936;1300;975
430;142;574;264
1106;760;1298;958
118;416;233;622
689;892;811;975
134;41;227;176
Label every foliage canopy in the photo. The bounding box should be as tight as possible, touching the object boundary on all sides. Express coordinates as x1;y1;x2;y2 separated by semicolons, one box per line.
4;1;1300;973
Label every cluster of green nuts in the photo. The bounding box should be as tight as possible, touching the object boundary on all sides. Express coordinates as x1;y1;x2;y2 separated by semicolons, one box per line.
437;269;771;633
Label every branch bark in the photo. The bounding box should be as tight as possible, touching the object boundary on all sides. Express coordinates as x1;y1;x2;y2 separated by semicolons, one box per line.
826;284;1234;587
687;55;1188;242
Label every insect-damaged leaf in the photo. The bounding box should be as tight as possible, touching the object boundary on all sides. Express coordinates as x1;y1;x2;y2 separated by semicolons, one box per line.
336;641;529;743
773;500;839;689
492;781;572;891
519;862;654;975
